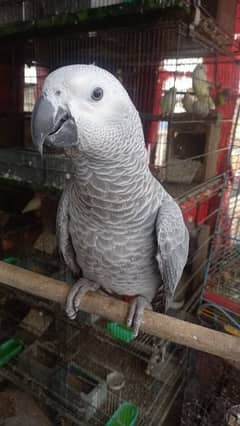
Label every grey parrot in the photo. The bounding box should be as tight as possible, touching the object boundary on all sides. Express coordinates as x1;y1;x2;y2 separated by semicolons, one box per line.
31;65;189;337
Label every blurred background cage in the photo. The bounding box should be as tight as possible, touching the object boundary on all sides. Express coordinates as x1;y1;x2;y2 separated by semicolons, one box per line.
179;351;240;426
0;0;134;24
199;99;240;335
0;0;237;35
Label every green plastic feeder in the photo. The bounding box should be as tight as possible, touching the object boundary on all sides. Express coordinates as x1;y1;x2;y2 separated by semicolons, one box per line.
105;402;139;426
0;338;24;367
106;322;134;343
2;257;21;266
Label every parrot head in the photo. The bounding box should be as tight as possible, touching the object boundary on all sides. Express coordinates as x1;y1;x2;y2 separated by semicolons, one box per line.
31;64;143;160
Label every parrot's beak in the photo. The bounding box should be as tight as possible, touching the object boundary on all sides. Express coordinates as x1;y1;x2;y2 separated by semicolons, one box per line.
31;95;78;155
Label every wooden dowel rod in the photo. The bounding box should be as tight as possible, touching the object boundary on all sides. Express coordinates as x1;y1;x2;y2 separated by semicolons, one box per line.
0;261;239;362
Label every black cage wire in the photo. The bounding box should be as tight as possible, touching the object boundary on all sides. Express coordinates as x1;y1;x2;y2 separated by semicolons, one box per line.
0;1;209;27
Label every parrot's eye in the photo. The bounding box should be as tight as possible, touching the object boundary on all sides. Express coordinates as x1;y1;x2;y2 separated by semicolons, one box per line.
91;87;103;101
55;90;61;96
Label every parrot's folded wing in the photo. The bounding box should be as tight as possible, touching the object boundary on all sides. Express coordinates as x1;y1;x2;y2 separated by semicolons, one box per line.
155;197;189;298
56;184;80;276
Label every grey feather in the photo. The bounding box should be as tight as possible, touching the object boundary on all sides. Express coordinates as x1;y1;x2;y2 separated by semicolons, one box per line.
56;183;80;276
156;195;189;300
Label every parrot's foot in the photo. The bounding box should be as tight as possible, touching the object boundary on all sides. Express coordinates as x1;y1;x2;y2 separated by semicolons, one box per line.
65;278;100;320
126;296;152;338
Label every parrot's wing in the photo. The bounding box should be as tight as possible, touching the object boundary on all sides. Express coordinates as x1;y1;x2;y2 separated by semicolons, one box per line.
56;184;80;276
155;196;189;299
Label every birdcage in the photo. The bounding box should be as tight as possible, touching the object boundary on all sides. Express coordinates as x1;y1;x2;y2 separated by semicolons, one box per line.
0;0;238;37
0;3;239;425
180;350;240;426
0;284;187;426
0;0;239;371
199;99;240;333
0;0;193;31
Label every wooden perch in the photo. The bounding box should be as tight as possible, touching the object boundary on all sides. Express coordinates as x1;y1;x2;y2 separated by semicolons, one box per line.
0;261;239;362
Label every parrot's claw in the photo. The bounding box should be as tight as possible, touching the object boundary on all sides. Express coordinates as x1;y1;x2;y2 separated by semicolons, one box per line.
126;296;152;338
65;278;100;320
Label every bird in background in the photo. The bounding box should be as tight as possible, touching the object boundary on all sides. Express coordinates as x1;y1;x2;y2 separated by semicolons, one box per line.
161;87;177;116
182;90;195;113
214;87;230;107
31;64;189;337
182;63;216;115
192;63;210;98
192;94;216;117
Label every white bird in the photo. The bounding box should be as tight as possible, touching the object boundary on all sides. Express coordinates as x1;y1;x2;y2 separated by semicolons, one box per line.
192;96;210;117
161;87;176;115
192;64;210;98
182;91;195;113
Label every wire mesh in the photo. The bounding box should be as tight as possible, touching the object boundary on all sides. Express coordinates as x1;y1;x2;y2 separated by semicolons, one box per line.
0;292;187;425
180;351;240;426
203;100;240;320
0;0;238;43
0;1;192;25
